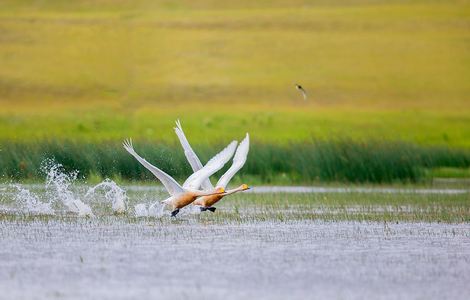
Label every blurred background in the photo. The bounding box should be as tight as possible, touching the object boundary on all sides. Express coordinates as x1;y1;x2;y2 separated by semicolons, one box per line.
0;0;469;184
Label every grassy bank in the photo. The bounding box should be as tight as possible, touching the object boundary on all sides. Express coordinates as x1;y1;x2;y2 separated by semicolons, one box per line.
1;139;469;184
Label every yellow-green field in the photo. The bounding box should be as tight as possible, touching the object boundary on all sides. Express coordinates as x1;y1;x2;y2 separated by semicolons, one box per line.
1;0;469;146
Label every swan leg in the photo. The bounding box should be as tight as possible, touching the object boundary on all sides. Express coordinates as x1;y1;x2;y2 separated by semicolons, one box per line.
170;209;180;217
200;207;216;213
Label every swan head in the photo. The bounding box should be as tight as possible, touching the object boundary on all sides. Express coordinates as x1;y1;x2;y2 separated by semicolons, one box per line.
240;184;250;191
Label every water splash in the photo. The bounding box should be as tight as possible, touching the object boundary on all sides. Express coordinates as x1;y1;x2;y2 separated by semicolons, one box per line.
41;159;94;217
85;179;128;214
134;203;149;217
70;199;94;217
11;184;54;215
133;201;167;217
3;159;197;218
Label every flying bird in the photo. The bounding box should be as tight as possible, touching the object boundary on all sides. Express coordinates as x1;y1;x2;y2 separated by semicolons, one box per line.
174;120;250;212
123;138;235;216
295;84;307;100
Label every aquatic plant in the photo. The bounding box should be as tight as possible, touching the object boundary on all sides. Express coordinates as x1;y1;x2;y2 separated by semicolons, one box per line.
0;139;469;183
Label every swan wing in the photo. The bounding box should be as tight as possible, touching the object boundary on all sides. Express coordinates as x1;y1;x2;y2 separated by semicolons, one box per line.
123;139;184;196
183;140;237;190
174;120;214;190
174;119;204;171
216;133;250;188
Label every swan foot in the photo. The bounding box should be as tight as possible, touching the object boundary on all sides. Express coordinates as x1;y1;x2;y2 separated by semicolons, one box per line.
200;207;216;213
170;209;180;217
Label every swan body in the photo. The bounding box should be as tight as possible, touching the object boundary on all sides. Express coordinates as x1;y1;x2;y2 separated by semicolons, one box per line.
123;139;233;216
160;188;224;211
193;184;249;208
174;120;250;211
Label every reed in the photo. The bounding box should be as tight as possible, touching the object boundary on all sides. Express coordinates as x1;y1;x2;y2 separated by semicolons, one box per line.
1;139;469;183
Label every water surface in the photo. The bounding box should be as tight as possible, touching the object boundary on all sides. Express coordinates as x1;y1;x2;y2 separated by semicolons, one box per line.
1;220;469;300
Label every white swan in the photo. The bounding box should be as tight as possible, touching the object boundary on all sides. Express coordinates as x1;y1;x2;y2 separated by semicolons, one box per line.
123;138;236;216
174;120;250;212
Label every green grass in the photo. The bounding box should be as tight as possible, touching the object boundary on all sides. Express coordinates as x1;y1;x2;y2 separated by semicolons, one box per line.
1;139;469;183
0;0;469;146
425;167;470;179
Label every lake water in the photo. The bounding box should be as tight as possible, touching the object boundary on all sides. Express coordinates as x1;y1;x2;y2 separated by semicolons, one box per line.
1;168;469;299
0;220;469;300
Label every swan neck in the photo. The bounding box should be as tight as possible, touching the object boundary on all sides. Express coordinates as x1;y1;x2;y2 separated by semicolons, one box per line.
225;187;243;195
195;190;219;197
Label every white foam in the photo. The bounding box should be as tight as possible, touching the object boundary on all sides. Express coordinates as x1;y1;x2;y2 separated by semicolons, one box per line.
134;203;149;217
85;179;128;214
4;159;95;217
10;184;54;215
42;159;93;216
